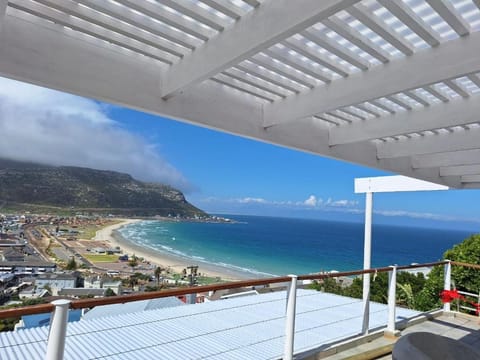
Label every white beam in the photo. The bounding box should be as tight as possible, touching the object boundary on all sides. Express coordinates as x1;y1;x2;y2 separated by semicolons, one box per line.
440;164;480;177
330;97;480;145
161;0;360;98
264;32;480;127
377;129;480;159
412;150;480;169
462;175;480;183
355;175;448;193
0;0;7;34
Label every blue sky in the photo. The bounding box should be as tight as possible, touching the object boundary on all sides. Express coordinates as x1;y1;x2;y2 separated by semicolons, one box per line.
110;106;480;231
1;77;479;231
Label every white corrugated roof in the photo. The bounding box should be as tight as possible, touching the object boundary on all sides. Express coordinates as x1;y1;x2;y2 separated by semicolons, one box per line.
0;289;419;359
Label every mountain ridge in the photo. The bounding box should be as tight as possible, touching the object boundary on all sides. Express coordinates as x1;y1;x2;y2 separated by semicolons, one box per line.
0;159;205;217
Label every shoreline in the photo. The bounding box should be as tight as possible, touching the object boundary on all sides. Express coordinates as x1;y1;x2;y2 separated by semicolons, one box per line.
92;219;255;281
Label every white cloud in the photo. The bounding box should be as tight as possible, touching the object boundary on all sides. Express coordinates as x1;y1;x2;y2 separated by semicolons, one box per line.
238;197;267;204
304;195;318;207
0;77;193;192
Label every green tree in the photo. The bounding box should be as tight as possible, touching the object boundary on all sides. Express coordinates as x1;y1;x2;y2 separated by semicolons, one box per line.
128;254;138;270
105;288;116;297
154;266;165;286
417;234;480;311
66;257;77;270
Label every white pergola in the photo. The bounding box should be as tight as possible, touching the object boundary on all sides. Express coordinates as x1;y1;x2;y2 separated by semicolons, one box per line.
1;0;480;188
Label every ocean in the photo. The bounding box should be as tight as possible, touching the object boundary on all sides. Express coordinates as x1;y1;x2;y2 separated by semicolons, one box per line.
118;215;474;277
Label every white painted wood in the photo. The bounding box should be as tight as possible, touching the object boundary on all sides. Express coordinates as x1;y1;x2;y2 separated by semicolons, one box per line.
157;0;227;31
467;73;480;88
77;0;203;47
200;0;245;20
283;37;349;77
362;191;372;335
9;0;177;64
377;0;441;47
0;0;7;33
263;48;332;83
242;0;260;8
423;85;449;102
425;0;470;36
377;129;480;159
0;8;468;190
322;17;391;63
462;175;480;183
264;32;480;126
386;266;397;335
330;97;480;145
444;79;469;98
440;164;480;177
301;29;369;70
354;176;448;193
347;4;414;55
412;150;480;169
35;0;188;57
234;63;301;94
283;275;298;360
161;0;360;97
248;55;316;89
46;300;71;360
444;262;452;312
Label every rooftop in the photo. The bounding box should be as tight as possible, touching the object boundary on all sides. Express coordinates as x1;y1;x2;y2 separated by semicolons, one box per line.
0;289;419;359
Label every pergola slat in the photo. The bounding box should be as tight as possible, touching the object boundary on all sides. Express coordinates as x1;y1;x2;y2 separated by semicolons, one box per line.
9;0;175;64
322;17;391;63
377;0;441;47
35;0;187;57
347;4;415;56
424;0;470;36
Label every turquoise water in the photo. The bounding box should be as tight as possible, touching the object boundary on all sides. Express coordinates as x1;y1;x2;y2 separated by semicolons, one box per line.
118;215;474;276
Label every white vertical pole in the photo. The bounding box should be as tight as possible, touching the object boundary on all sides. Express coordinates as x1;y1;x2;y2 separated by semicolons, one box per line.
362;191;373;334
46;299;71;360
444;260;452;312
283;275;298;360
386;265;398;336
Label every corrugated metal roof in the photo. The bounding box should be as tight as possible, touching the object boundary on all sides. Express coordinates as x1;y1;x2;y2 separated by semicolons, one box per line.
82;296;185;320
0;290;419;359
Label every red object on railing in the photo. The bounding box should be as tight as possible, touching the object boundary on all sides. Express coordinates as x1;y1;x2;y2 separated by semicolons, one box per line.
440;289;464;303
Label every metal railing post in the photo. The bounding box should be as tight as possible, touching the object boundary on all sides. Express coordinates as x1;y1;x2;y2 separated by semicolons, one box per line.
283;275;298;360
444;260;452;312
45;299;70;360
362;191;373;334
385;265;399;337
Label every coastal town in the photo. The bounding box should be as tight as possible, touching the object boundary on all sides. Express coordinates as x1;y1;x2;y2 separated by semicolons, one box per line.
0;212;243;331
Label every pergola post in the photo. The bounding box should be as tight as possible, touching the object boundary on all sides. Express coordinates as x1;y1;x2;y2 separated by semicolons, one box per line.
362;191;373;334
355;175;449;336
45;299;70;360
444;260;452;312
283;274;298;360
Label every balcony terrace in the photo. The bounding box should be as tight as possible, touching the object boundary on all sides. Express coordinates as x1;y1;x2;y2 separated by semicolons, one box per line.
1;260;479;359
1;0;480;358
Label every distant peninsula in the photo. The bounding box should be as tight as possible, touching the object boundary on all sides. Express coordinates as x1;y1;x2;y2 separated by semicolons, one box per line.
0;158;205;217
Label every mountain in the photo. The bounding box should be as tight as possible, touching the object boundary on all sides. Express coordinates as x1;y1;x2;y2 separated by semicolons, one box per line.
0;159;205;217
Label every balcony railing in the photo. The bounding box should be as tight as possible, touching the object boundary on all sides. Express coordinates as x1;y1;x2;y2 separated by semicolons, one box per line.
0;259;473;360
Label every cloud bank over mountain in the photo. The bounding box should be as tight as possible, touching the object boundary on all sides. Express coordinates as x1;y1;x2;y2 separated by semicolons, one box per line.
0;77;193;192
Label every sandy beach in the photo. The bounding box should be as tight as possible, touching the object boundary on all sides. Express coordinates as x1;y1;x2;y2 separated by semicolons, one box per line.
93;219;247;281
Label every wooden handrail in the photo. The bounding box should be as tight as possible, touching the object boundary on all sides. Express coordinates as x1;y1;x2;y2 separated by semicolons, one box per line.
0;259;455;319
450;261;480;269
